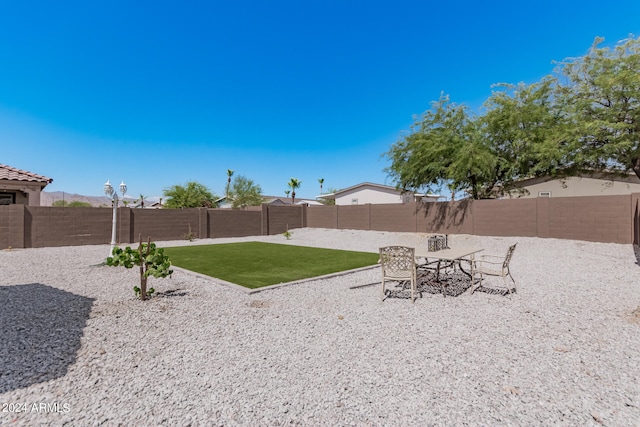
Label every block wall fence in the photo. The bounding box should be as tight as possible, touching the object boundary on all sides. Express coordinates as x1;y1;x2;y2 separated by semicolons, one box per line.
0;194;639;249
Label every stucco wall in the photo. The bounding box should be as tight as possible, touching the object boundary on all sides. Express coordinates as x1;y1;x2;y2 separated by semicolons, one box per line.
335;186;408;205
515;176;640;198
0;181;44;206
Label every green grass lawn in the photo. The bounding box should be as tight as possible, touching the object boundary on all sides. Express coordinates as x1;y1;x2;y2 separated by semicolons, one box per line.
163;242;379;289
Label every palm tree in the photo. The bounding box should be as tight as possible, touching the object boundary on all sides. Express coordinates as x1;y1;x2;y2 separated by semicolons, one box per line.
288;178;302;204
284;190;291;200
318;178;324;195
226;169;234;199
139;194;146;208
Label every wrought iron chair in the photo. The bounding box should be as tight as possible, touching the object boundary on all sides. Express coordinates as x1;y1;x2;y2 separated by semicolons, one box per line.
472;243;517;294
379;246;418;302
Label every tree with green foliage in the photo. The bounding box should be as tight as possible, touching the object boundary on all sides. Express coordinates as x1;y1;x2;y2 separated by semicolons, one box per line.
386;84;568;199
229;175;263;208
320;187;337;205
318;178;324;194
288;178;302;204
385;36;640;199
554;36;640;179
163;181;217;208
52;200;92;207
481;78;569;194
385;94;496;199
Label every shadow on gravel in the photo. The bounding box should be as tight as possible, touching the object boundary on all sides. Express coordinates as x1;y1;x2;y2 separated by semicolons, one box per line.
472;285;514;296
381;271;474;300
634;245;640;267
0;283;94;393
417;270;473;297
156;289;188;298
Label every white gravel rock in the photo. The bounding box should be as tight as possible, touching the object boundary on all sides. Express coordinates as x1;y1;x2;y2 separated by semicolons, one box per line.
1;228;639;426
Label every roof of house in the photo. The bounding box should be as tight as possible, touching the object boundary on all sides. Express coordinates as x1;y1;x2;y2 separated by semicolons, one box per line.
316;182;440;200
316;182;396;199
215;195;318;206
215;196;232;203
0;164;53;184
296;199;324;206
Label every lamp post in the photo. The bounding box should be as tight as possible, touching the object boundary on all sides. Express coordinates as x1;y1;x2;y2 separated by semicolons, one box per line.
104;179;127;256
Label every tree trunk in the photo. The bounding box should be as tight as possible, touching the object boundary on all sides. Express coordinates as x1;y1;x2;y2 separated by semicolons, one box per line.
138;234;146;301
470;176;479;200
138;234;152;301
140;276;147;301
632;157;640;181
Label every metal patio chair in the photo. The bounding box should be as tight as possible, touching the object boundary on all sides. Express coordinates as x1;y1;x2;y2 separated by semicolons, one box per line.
379;246;418;302
472;243;517;294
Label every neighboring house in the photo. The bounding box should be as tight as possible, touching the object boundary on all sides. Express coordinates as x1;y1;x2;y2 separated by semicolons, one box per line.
264;196;321;205
317;182;442;206
215;195;292;208
131;202;157;209
0;164;53;206
216;195;270;208
509;172;640;198
262;196;291;206
216;195;321;208
215;196;233;208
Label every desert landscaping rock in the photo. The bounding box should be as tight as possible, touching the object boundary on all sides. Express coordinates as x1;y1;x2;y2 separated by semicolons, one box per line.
1;228;639;425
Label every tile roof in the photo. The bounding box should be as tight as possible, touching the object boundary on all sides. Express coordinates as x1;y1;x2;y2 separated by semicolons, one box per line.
0;164;53;183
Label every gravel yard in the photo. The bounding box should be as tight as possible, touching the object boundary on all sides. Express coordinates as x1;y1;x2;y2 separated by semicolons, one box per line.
1;228;640;426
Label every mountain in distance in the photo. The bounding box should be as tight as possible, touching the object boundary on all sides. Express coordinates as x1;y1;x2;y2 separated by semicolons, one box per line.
41;191;159;207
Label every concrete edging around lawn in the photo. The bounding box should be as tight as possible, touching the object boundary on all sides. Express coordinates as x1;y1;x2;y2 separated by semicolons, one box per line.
171;264;380;295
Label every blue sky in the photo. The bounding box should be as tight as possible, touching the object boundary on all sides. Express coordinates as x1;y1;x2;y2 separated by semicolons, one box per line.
2;1;639;200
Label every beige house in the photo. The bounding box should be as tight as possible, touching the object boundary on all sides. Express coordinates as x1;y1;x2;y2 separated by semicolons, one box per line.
0;164;53;206
509;172;640;198
317;182;442;206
